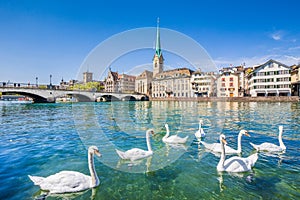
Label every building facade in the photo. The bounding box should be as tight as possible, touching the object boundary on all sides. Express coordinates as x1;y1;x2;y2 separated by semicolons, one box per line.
291;64;300;96
217;66;244;97
135;70;153;95
117;73;136;93
152;68;193;98
191;70;216;97
105;68;119;92
248;59;291;97
83;71;93;84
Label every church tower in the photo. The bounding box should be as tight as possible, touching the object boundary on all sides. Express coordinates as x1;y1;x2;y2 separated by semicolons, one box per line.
153;18;164;77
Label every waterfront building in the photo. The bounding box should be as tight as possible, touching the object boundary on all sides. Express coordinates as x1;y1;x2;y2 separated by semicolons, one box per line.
291;64;300;96
217;65;244;97
135;70;153;95
117;73;136;93
152;68;194;98
247;59;291;97
83;71;93;83
105;68;119;92
191;69;217;97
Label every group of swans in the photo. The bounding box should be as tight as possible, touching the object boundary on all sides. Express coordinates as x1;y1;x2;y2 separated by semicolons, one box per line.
28;123;286;194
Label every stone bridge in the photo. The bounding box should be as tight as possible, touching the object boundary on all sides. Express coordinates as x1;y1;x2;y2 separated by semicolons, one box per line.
0;87;148;103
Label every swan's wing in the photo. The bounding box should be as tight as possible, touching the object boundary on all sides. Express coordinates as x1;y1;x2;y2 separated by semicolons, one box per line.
38;171;91;193
164;135;188;144
224;145;238;154
201;142;220;151
251;142;281;152
223;157;252;173
123;148;152;161
247;153;258;167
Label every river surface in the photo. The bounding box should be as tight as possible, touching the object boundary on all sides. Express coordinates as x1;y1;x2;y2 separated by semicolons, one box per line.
0;101;299;200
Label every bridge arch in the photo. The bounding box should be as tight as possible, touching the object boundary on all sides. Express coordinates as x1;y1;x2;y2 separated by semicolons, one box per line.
121;96;136;101
96;95;120;102
1;91;50;103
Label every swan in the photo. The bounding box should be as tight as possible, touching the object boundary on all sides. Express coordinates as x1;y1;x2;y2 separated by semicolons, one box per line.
217;134;258;173
250;126;286;152
116;129;154;161
28;146;101;194
201;130;250;154
195;119;205;139
162;124;188;144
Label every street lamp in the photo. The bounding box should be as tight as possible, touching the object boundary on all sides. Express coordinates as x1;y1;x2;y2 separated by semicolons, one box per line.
36;77;38;87
50;74;52;86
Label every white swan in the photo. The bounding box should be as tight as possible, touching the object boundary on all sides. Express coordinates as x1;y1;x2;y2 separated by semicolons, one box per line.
162;124;188;144
250;126;286;152
28;146;101;194
116;129;154;161
201;130;250;154
195;119;205;139
217;134;258;173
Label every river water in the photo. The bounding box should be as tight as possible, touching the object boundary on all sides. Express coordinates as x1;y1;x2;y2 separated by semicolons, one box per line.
0;101;299;199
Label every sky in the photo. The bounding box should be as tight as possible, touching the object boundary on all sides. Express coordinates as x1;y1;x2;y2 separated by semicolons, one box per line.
1;0;300;84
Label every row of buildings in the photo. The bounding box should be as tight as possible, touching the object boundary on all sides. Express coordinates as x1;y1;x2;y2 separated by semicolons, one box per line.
100;20;300;98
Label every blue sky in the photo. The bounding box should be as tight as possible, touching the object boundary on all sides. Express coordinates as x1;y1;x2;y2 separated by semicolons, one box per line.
1;0;300;84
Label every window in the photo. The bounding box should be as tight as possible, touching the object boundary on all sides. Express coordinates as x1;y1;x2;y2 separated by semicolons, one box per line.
229;83;233;87
222;83;225;87
222;78;225;82
229;77;233;82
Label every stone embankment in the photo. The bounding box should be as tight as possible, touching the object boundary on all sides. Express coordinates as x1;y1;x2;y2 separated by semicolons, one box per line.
150;96;300;102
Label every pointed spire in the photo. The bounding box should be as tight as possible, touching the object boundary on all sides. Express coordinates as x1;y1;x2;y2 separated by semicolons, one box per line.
155;17;162;57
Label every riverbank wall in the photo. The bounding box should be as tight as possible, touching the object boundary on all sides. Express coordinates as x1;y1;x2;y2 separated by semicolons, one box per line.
150;96;300;102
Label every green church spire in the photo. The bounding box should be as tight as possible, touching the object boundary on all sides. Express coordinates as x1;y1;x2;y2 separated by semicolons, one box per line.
155;17;162;57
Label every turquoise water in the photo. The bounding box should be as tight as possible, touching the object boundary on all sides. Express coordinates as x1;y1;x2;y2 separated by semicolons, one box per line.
0;101;300;199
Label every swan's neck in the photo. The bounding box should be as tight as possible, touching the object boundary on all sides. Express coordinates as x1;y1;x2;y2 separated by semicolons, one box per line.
199;123;202;131
88;152;99;187
278;130;286;150
217;140;225;171
237;132;242;153
163;126;170;140
146;132;152;152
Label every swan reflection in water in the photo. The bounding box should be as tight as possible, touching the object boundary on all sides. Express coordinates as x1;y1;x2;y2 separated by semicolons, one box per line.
116;156;153;173
32;184;99;200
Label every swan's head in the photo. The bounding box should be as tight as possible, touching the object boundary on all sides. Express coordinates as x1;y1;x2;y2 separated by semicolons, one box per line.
219;134;227;145
88;146;102;157
165;124;169;128
240;130;250;137
199;119;203;124
146;129;155;136
279;126;283;133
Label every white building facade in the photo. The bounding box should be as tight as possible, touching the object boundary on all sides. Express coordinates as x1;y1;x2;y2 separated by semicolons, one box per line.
191;70;216;97
248;60;291;97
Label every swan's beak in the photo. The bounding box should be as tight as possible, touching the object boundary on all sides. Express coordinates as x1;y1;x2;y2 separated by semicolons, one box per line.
245;131;250;137
222;138;227;145
95;150;102;157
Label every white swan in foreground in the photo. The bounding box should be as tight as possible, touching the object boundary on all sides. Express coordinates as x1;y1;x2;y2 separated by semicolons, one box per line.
217;134;258;172
162;124;188;144
250;126;286;152
116;129;154;161
201;130;250;154
28;146;101;194
195;119;205;139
